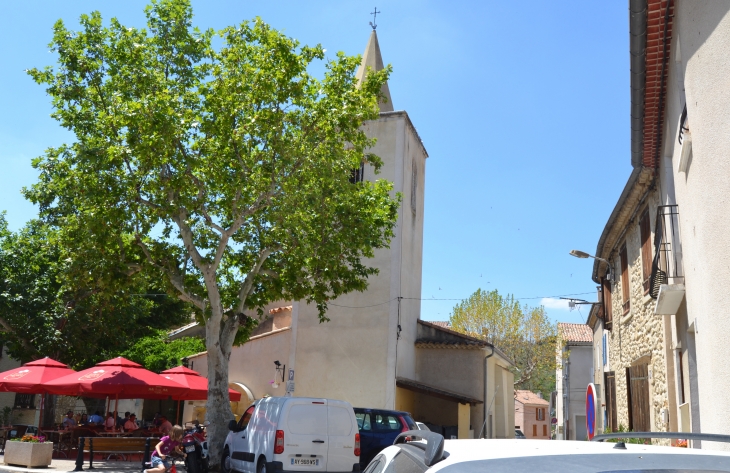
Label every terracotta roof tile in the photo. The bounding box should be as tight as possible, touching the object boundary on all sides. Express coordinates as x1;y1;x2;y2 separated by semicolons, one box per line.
269;306;293;314
558;322;592;343
514;390;549;406
429;321;451;329
414;340;483;350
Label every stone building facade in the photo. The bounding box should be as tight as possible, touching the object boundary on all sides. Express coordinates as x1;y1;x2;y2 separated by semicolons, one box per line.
578;0;730;449
601;187;672;441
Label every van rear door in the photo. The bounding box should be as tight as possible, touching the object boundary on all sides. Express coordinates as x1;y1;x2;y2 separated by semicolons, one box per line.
326;401;357;472
280;399;328;471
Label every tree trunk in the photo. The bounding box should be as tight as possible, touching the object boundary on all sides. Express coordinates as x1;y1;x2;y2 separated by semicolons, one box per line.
205;313;235;471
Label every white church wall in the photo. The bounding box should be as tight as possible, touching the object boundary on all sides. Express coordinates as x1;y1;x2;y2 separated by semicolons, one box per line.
291;114;402;409
392;113;428;385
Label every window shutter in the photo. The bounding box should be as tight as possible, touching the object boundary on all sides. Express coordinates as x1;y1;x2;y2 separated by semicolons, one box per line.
620;244;630;314
602;277;613;327
533;424;537;437
640;210;652;294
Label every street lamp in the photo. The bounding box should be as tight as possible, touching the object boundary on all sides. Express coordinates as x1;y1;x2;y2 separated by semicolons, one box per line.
569;250;612;280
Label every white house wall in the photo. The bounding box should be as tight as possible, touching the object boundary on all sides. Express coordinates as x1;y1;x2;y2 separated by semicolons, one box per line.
661;1;730;448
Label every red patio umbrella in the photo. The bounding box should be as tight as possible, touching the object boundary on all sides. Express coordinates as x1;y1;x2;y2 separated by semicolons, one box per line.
160;366;242;401
0;357;77;429
0;357;76;393
162;366;242;425
43;357;186;399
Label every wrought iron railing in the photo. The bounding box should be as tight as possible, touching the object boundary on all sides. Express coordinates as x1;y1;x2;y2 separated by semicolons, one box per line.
650;205;684;298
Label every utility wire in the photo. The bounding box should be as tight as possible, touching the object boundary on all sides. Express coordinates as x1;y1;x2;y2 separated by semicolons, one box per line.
317;292;597;309
129;291;598;309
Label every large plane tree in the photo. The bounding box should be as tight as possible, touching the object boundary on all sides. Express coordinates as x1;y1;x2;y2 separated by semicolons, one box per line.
26;0;398;465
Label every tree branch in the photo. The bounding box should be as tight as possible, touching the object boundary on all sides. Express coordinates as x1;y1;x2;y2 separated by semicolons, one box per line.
134;234;206;310
236;247;274;313
0;315;37;356
170;207;207;272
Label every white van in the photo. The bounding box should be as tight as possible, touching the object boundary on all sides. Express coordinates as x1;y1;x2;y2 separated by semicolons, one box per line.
222;397;361;473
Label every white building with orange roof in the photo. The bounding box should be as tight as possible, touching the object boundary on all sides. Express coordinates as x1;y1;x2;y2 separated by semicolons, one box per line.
556;322;593;440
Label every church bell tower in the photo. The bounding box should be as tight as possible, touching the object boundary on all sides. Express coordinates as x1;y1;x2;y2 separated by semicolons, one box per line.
288;27;428;409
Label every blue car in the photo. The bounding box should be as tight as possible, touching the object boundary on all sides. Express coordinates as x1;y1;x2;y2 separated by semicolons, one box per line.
354;408;418;468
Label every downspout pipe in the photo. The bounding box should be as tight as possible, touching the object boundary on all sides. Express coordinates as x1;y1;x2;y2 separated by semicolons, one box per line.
482;346;495;438
630;0;648;168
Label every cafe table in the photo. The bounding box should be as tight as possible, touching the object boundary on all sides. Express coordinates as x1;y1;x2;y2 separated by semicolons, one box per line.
42;430;71;458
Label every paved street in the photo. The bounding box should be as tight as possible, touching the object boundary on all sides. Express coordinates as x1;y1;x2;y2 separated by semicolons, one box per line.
0;457;171;472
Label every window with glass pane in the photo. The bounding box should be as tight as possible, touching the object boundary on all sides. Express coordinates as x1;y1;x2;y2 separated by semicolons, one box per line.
356;412;371;431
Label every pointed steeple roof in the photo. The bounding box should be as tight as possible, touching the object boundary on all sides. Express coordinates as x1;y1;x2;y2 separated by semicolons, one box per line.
355;30;394;112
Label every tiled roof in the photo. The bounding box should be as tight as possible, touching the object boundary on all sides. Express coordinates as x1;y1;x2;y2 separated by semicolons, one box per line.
429;321;451;329
396;377;482;405
641;0;674;168
514;390;549;406
416;320;488;348
269;306;292;314
558;322;592;343
414;341;484;350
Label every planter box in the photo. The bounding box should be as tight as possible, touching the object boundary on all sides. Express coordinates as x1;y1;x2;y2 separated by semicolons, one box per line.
4;441;53;468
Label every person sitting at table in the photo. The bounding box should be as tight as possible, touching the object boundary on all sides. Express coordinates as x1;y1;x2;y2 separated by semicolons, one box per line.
124;414;138;431
62;411;76;430
79;413;89;426
104;412;116;431
159;415;173;436
118;411;131;429
88;411;104;425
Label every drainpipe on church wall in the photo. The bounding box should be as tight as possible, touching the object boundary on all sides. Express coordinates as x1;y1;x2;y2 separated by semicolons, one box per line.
483;346;495;438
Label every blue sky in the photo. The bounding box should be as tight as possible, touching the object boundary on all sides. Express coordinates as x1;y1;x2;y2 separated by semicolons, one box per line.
0;1;632;324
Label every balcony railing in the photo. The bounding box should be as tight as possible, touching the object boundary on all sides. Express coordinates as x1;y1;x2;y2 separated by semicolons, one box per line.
650;205;684;298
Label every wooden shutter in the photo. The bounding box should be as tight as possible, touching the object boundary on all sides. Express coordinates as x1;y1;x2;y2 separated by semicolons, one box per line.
604;372;617;431
533;424;537;437
620;244;630;314
627;364;651;432
640;210;652;294
543;424;547;436
602;277;613;328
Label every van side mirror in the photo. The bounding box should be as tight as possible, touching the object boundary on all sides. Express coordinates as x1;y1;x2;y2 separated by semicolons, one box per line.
228;420;238;432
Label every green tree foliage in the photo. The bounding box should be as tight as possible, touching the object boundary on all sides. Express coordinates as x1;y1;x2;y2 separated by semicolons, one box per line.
25;0;399;461
122;331;205;373
449;289;557;396
0;213;190;367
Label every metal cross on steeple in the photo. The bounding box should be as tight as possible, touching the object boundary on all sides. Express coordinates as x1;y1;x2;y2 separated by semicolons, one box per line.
369;7;380;30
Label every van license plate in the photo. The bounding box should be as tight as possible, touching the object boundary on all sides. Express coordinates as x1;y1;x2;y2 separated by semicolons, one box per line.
291;459;319;466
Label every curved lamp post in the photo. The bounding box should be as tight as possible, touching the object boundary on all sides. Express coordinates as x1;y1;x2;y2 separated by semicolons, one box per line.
569;250;612;280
